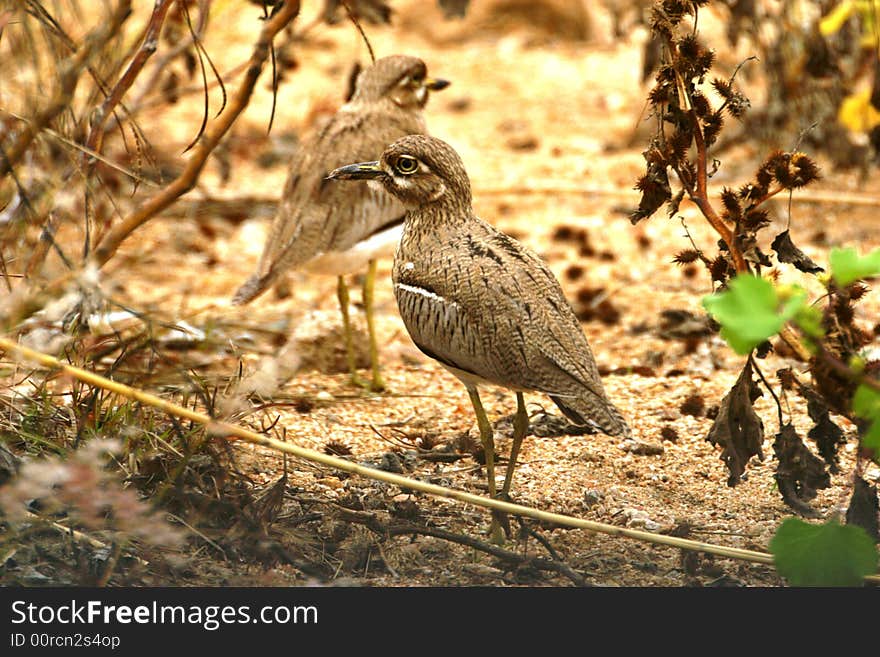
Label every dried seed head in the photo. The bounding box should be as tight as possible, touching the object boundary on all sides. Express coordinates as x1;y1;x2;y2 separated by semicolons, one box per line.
710;255;730;282
743;207;770;231
673;249;702;265
702;112;723;146
711;77;732;99
720;187;742;222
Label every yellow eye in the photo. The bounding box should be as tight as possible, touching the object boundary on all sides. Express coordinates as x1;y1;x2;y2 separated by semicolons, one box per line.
395;156;418;175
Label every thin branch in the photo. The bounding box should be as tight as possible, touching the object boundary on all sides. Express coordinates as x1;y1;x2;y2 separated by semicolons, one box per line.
0;1;133;179
749;353;785;428
687;108;748;273
0;111;160;187
90;0;302;268
336;507;587;586
342;0;376;64
26;511;148;567
82;0;173;175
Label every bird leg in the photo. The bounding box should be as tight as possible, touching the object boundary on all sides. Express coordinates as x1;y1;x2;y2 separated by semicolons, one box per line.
501;392;528;500
466;386;505;545
336;275;363;388
362;259;386;392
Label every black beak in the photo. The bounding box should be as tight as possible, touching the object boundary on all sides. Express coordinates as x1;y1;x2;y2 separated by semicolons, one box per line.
425;77;450;91
325;161;386;181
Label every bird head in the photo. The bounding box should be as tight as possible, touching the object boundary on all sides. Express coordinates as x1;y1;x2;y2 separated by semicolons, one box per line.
353;55;449;109
326;135;472;210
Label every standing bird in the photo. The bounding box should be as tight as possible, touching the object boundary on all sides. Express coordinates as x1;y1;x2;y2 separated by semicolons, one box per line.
327;135;632;542
232;55;449;391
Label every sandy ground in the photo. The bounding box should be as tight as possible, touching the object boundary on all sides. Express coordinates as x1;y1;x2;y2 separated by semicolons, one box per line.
10;1;880;586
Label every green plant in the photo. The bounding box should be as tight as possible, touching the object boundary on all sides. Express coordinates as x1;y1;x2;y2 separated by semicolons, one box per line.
635;0;879;585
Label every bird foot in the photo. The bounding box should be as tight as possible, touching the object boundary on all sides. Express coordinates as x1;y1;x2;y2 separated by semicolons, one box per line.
489;494;513;544
348;372;387;394
487;517;507;545
368;374;387;393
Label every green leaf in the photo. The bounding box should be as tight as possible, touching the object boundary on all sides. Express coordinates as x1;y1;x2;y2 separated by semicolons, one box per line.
829;247;880;287
852;383;880;419
862;422;880;454
702;276;807;355
852;384;880;455
770;518;878;586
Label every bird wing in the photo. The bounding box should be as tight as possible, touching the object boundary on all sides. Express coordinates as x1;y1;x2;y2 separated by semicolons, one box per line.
233;101;424;304
394;216;617;408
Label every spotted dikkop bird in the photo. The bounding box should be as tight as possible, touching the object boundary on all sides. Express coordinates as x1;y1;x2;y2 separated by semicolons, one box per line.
327;134;632;542
232;55;449;391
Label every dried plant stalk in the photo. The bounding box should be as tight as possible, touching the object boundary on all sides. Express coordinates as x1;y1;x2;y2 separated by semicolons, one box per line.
0;1;133;178
81;0;175;174
90;0;302;268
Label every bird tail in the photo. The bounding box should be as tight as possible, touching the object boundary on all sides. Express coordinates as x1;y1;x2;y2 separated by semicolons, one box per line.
231;273;270;306
550;394;632;440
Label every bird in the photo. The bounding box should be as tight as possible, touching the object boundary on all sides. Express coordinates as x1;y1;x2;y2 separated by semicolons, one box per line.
327;134;632;542
232;55;449;392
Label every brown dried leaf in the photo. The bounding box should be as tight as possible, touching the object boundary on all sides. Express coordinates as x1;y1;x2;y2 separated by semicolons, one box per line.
771;229;824;274
845;476;880;542
772;423;830;517
630;148;671;224
706;360;764;486
797;383;846;472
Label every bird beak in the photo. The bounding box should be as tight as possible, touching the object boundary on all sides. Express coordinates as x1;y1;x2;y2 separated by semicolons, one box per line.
325;161;386;181
424;77;450;91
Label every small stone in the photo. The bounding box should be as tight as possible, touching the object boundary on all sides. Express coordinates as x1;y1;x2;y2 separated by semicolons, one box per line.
583;489;603;509
621;508;660;530
379;452;405;474
621;440;665;455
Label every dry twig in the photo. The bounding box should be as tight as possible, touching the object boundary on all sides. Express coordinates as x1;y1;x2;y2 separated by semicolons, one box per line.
0;1;133;178
81;0;174;176
90;0;302;267
336;507;587;586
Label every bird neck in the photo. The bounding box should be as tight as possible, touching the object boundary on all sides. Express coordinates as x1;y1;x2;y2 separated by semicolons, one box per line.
401;199;475;244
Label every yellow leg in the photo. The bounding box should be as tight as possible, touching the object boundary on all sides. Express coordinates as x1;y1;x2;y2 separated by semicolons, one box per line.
363;259;386;392
336;275;363;388
467;386;505;545
501;392;528;500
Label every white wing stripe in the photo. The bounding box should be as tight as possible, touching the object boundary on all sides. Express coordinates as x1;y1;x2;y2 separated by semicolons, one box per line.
394;283;453;306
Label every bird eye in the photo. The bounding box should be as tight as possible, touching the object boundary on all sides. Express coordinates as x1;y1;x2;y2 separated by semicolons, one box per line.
395;156;419;175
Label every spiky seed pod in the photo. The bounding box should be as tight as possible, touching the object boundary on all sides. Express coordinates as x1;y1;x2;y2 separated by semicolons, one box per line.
673;249;702;265
702;112;723;146
726;92;750;119
720;187;742;222
710;255;730;282
691;91;712;118
846;282;870;302
669;129;693;163
678;34;700;62
786;153;821;188
743;208;770;231
711;77;732;99
696;49;715;77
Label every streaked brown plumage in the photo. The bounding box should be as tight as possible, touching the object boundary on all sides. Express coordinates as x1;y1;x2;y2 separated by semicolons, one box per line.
327;134;631;541
232;55;448;390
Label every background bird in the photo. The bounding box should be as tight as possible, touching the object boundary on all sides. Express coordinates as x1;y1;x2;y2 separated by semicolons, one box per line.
232;55;449;391
327;134;632;542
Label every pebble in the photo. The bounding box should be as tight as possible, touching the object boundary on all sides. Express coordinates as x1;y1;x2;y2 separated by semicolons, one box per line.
621;508;661;531
583;489;603;509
